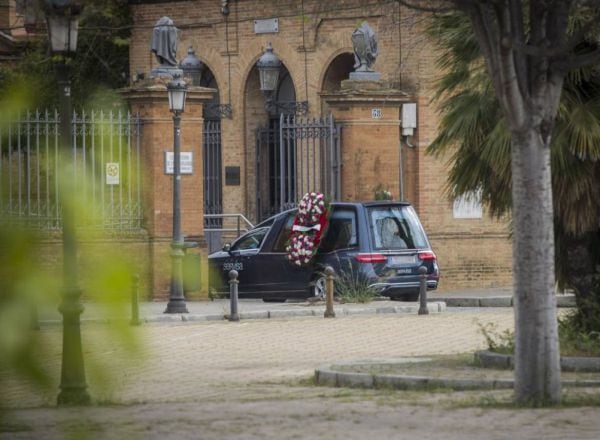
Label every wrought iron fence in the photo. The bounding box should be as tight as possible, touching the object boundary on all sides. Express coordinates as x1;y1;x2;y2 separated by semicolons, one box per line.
256;113;341;221
0;109;143;233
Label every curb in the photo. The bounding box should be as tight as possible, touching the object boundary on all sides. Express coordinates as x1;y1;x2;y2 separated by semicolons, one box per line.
475;350;600;372
37;301;446;326
437;295;575;308
315;366;600;391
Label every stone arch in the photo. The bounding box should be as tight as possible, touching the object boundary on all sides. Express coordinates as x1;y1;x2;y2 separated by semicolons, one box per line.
319;50;355;92
197;61;222;119
317;47;354;115
239;40;303;221
178;41;225;113
236;38;305;112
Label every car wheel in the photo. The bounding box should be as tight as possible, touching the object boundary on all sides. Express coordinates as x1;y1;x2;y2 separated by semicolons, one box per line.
311;275;327;300
390;292;419;302
262;298;286;303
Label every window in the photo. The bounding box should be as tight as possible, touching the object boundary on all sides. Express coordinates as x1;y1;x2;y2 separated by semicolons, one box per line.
319;208;358;252
453;190;483;219
272;213;296;252
368;206;427;250
231;228;268;251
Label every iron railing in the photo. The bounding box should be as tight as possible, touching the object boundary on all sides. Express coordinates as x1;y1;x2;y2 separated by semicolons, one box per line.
256;113;341;221
0;109;143;233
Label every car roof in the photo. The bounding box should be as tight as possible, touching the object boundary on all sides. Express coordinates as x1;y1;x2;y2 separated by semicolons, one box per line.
255;201;413;226
331;201;411;208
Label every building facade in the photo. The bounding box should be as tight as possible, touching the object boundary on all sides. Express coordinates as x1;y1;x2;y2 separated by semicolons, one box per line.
126;0;513;294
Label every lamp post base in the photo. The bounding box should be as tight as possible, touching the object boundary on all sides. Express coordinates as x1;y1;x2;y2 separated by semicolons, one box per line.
57;387;91;406
164;299;189;314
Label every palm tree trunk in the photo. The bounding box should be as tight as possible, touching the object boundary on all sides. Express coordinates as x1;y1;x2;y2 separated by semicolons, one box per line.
511;127;561;405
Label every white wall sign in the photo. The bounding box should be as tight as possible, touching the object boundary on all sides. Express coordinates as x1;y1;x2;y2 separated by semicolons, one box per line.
453;191;483;219
254;18;279;34
164;151;193;175
106;162;120;185
371;108;382;119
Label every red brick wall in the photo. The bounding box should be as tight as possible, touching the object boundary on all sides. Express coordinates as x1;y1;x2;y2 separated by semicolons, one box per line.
128;0;513;291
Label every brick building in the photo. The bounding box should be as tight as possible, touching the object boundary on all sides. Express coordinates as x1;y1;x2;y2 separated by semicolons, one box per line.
0;0;39;65
126;0;513;295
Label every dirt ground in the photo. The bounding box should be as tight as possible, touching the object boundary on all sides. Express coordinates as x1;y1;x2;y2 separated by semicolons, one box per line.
2;310;600;439
3;384;600;440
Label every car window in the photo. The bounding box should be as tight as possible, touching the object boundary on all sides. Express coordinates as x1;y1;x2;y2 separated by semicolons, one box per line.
319;208;358;252
272;212;296;252
368;206;427;250
231;227;269;251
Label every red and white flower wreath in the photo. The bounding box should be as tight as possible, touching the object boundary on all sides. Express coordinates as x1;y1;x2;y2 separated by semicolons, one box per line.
286;192;330;266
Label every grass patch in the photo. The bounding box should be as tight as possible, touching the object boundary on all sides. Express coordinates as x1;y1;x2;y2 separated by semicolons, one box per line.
479;317;600;357
335;262;377;304
450;389;600;409
330;354;600;382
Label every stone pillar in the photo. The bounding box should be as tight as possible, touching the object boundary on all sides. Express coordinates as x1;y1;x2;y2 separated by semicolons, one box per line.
322;80;413;203
122;80;215;299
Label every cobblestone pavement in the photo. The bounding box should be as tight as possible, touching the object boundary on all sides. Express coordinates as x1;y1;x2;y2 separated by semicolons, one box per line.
2;309;600;439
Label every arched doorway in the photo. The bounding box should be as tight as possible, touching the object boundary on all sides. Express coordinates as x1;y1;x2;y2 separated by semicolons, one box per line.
201;66;223;252
255;64;298;220
320;52;354;115
246;56;342;222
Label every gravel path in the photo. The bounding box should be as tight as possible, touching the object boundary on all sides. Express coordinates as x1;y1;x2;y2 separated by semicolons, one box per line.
2;309;600;439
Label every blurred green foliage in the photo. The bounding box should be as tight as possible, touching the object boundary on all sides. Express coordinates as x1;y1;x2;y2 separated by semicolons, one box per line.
0;81;143;414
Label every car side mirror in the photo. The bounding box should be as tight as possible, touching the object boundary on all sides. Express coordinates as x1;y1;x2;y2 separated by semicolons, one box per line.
222;243;231;253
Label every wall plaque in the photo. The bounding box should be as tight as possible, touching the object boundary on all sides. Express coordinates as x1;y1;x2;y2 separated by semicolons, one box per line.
225;166;241;185
106;162;120;185
254;18;279;34
164;151;193;174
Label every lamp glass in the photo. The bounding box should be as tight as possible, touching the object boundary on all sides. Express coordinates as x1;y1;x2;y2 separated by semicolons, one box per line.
47;16;79;53
168;87;187;112
259;67;280;92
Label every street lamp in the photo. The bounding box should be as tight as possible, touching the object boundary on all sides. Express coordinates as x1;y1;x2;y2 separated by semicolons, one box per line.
46;1;80;53
256;42;281;114
164;73;189;314
44;0;90;406
256;43;308;115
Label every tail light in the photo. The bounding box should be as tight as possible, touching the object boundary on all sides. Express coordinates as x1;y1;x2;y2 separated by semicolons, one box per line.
418;251;437;261
354;253;387;263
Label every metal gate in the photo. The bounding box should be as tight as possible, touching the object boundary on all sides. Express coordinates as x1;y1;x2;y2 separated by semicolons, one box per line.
256;113;341;221
203;119;223;252
0;110;143;233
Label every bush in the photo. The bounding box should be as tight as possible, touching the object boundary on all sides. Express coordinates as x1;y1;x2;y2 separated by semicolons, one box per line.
334;262;377;303
558;312;600;357
479;316;600;357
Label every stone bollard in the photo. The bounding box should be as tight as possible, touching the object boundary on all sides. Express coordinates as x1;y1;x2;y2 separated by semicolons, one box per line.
324;266;335;318
418;266;429;315
228;270;240;322
131;273;141;326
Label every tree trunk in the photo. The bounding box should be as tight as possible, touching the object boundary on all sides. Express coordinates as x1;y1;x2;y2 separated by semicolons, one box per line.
511;127;561;405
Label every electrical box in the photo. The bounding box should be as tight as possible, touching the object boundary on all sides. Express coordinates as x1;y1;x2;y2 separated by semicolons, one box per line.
402;103;417;136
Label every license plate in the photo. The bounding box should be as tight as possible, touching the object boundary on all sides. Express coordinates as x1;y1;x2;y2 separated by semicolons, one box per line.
223;261;243;271
389;255;415;266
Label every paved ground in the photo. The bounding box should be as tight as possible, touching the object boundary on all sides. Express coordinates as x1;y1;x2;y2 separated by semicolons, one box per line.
32;287;575;325
2;306;600;439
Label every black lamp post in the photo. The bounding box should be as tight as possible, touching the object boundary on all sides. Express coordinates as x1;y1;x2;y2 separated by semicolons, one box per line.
45;0;90;406
164;73;189;314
